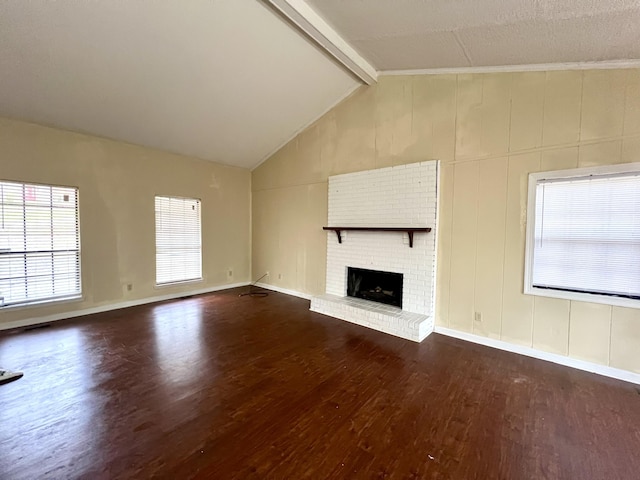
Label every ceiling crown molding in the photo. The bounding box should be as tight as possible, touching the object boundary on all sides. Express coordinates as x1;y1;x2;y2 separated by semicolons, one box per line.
380;59;640;76
262;0;378;85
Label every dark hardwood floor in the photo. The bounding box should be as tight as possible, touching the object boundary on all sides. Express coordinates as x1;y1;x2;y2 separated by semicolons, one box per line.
1;288;639;479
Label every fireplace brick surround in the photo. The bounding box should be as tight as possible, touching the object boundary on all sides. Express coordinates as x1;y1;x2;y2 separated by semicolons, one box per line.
310;161;439;342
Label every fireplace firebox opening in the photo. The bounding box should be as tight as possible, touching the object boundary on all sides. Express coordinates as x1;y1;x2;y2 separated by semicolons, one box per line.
347;267;403;308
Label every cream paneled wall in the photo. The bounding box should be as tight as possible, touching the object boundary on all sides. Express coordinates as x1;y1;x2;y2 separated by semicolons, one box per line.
252;69;640;374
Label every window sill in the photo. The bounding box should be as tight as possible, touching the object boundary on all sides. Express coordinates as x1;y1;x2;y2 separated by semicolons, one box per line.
154;278;204;289
524;286;640;310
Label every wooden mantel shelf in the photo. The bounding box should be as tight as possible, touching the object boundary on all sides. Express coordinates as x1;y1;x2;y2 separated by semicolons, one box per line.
322;226;432;248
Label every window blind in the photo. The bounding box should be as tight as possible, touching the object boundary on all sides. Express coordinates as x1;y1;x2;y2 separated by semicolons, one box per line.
0;181;81;307
155;196;202;285
532;173;640;300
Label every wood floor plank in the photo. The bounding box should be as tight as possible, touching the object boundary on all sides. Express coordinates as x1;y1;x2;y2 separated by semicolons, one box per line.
0;288;639;479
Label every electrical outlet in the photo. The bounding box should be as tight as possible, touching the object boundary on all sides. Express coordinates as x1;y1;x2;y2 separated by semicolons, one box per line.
474;312;482;322
266;271;269;277
278;273;282;280
228;269;233;277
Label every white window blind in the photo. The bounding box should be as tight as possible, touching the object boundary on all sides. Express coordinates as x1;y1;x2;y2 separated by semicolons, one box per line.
0;181;81;307
155;196;202;285
531;172;640;301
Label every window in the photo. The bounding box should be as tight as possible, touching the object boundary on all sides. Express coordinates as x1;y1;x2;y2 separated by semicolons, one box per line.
0;181;81;307
155;196;202;285
524;163;640;308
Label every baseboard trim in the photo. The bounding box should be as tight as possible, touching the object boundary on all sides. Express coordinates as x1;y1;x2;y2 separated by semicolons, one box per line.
435;326;640;386
0;282;250;332
254;283;312;300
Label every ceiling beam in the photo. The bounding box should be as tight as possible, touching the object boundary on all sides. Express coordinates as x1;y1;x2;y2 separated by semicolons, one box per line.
263;0;378;85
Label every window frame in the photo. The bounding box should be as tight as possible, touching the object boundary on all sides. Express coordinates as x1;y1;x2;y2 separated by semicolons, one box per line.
154;195;203;287
524;162;640;309
0;179;82;309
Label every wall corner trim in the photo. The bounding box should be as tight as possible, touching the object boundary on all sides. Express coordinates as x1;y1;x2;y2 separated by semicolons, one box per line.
435;326;640;386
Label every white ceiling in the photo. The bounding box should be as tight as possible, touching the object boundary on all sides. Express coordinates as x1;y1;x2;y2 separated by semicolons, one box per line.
0;0;358;169
306;0;640;71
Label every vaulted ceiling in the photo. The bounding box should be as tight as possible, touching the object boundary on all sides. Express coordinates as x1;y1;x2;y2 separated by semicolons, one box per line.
306;0;640;71
1;0;639;170
0;1;358;169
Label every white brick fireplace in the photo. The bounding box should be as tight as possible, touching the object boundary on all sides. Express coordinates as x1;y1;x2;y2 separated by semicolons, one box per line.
310;161;439;342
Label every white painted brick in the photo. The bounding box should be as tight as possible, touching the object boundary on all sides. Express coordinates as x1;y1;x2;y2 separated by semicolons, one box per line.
321;161;439;329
